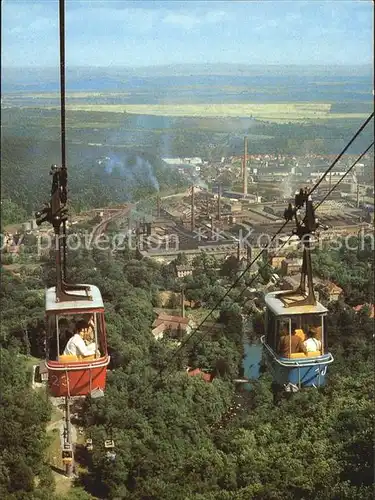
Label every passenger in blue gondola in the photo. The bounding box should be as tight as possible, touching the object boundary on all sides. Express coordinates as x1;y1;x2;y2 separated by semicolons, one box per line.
278;323;305;358
303;328;322;353
63;320;97;358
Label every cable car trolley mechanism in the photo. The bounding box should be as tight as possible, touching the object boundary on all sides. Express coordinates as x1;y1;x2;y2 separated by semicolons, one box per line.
261;189;334;391
33;0;112;477
36;164;110;398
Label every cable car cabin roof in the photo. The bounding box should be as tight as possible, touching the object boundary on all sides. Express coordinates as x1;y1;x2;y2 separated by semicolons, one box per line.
45;285;104;313
265;291;328;316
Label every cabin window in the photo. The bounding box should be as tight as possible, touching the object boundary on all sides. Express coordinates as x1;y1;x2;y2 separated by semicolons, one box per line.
265;311;326;356
47;312;103;361
277;318;291;337
95;312;106;356
265;310;277;350
321;316;327;354
265;312;326;358
275;316;305;358
46;315;57;360
299;314;325;352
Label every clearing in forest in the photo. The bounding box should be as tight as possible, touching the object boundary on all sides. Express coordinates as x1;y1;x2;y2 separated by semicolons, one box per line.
42;102;369;123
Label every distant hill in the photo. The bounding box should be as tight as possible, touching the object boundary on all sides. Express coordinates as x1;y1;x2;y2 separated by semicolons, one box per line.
2;64;372;92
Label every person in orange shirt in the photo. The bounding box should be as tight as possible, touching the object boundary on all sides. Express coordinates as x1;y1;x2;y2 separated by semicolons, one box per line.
278;323;306;358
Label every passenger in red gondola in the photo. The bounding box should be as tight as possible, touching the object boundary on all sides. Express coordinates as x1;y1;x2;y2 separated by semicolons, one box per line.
83;314;95;343
303;328;322;353
58;318;74;354
63;320;97;358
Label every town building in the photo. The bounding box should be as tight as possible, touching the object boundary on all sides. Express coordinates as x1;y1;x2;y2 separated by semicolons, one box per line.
281;274;343;302
151;312;194;340
186;367;214;383
175;265;193;278
281;258;303;276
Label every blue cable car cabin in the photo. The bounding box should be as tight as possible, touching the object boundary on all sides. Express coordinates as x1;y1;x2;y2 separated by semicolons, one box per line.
260;189;335;391
261;291;334;391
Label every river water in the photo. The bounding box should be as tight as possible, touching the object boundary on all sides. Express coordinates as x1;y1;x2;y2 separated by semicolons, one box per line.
242;341;263;390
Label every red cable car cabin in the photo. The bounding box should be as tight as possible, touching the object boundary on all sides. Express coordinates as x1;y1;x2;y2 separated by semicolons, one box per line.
44;284;110;397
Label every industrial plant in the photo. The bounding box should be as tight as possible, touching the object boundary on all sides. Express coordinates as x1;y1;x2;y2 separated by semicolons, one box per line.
121;136;374;267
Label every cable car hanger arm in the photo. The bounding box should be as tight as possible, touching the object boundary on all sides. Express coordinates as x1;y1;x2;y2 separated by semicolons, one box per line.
35;0;91;303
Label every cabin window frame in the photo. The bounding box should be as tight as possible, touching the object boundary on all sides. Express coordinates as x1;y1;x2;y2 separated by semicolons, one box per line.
46;308;107;361
321;315;326;354
265;309;277;351
289;313;326;354
54;312;101;359
56;315;60;357
276;317;292;355
46;314;56;360
93;313;98;358
265;308;327;356
299;313;325;354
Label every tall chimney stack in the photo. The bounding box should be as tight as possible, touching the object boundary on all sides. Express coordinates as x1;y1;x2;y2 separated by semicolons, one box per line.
356;180;360;208
181;288;185;318
156;195;161;217
243;136;248;196
135;220;141;251
217;184;221;221
191;185;195;232
246;244;252;264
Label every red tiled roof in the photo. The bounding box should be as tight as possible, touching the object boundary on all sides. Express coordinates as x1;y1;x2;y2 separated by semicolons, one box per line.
152;312;190;329
324;281;343;293
158;312;189;323
151;324;166;336
187;368;214;383
8;246;20;253
152;320;189;332
353;304;374;318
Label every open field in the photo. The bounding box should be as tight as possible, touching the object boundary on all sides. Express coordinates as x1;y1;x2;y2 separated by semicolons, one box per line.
39;102;369;123
9;92;132;99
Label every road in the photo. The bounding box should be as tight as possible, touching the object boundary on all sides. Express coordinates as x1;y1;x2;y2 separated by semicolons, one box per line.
91;204;134;241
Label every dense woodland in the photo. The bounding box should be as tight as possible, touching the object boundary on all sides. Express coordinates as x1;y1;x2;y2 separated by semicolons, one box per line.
2;107;374;226
0;220;373;499
1;135;186;224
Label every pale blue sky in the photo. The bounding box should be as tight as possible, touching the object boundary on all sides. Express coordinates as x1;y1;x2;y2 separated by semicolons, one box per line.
2;0;373;67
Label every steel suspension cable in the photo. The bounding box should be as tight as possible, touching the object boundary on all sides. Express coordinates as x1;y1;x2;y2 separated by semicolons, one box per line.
308;112;374;196
158;221;290;373
59;0;66;171
314;141;374;210
59;0;68;280
122;142;375;472
157;139;375;377
233;142;375;303
165;143;375;373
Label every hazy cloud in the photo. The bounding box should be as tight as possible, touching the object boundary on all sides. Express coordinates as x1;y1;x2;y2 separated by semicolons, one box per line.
2;0;373;67
163;10;230;30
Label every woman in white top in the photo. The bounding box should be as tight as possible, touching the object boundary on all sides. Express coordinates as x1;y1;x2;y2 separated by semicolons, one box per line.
303;328;322;353
63;320;96;358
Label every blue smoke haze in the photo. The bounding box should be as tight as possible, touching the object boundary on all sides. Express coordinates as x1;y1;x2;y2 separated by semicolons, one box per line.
102;152;159;191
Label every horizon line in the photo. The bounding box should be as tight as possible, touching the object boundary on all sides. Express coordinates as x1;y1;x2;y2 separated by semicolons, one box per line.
2;63;373;69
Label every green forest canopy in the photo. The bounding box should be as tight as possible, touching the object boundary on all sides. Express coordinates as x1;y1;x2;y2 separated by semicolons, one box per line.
0;234;373;499
1;136;187;223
